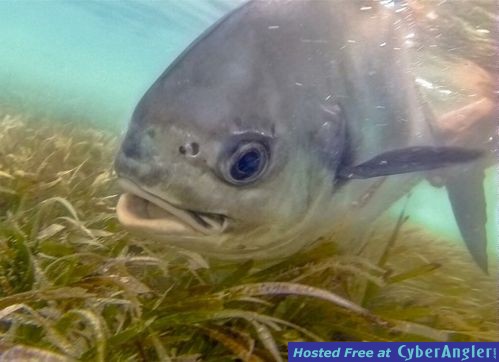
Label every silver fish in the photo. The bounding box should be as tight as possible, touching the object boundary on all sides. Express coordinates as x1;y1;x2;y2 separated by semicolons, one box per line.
114;0;487;269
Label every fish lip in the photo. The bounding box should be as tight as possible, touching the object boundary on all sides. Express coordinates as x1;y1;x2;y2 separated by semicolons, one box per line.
116;178;228;236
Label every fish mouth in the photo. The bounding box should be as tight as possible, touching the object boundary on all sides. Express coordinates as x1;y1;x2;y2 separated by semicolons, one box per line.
116;178;228;236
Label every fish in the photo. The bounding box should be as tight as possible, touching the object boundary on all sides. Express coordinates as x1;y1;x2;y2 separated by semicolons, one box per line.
114;0;489;269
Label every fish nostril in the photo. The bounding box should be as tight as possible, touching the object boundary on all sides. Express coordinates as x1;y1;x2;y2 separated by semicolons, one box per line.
190;142;200;155
179;142;200;157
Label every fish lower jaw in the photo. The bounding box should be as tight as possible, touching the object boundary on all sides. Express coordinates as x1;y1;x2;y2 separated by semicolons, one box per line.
116;179;227;236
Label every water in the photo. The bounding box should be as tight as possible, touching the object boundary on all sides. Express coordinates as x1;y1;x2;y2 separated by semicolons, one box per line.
0;0;496;355
0;0;242;126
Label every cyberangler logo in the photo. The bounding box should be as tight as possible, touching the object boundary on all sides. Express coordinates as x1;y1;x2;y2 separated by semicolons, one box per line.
397;344;497;362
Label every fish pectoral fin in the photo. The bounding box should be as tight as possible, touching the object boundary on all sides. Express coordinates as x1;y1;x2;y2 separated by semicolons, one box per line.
338;146;482;179
445;164;488;273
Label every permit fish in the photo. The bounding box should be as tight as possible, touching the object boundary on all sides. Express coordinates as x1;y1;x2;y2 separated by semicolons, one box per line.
114;0;489;269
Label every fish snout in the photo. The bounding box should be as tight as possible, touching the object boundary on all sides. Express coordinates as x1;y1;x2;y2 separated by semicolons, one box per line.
115;129;168;186
120;126;155;161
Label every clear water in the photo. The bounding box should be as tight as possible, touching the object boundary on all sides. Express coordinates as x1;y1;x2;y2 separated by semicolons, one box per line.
0;1;243;126
0;0;496;251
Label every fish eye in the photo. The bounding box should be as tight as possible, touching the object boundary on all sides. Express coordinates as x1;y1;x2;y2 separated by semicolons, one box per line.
221;142;269;185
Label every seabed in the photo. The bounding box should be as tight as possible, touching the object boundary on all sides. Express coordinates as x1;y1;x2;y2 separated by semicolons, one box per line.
0;114;497;361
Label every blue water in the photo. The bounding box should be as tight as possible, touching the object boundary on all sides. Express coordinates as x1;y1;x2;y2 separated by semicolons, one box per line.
0;1;495;254
0;0;242;126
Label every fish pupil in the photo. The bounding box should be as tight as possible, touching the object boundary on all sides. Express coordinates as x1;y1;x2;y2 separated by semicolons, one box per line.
221;138;270;185
231;149;261;180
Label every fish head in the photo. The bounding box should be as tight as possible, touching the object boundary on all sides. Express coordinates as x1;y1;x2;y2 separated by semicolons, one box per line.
114;2;346;259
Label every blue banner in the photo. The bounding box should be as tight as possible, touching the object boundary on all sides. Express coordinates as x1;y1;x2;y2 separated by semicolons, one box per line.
288;342;498;362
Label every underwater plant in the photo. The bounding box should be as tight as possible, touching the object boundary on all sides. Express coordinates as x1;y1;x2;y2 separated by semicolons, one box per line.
0;114;496;361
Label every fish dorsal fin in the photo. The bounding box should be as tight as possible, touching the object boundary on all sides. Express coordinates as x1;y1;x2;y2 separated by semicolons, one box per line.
338;146;482;179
